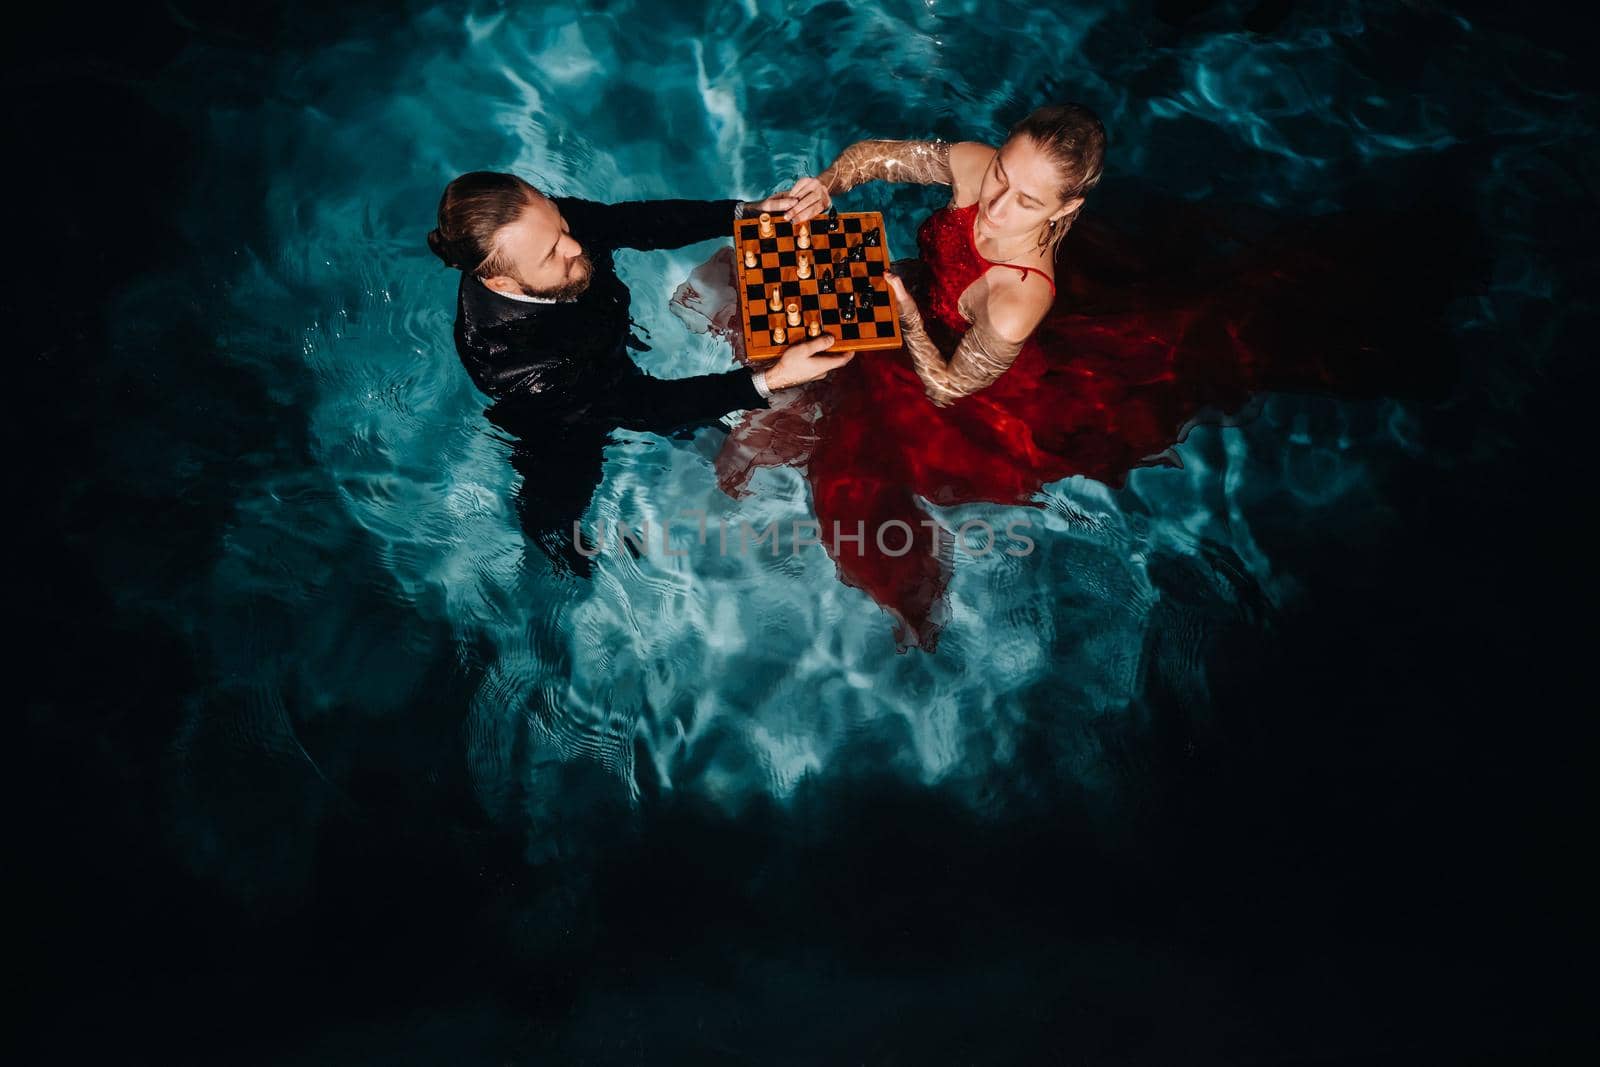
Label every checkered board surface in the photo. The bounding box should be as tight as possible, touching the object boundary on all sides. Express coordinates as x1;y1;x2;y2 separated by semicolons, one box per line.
735;211;902;361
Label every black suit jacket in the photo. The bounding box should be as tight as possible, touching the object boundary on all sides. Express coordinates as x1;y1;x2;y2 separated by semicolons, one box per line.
451;195;767;434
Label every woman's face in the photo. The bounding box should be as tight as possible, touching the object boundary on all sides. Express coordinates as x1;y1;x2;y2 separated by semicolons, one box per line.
976;135;1082;241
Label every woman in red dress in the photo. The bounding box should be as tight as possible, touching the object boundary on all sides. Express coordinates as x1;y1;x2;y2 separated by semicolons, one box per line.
681;104;1461;652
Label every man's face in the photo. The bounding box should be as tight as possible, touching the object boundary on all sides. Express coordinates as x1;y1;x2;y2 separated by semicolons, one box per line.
488;195;594;300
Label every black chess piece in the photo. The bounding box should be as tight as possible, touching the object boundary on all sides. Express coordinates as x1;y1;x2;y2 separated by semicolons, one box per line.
857;285;872;310
864;227;880;247
819;267;834;294
848;240;866;262
840;292;856;322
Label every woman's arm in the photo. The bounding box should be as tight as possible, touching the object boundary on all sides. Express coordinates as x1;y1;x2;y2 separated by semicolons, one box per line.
885;271;1046;407
898;306;1023;407
785;139;988;223
818;140;954;196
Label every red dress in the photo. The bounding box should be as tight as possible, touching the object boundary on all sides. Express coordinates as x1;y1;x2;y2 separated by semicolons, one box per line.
707;197;1460;652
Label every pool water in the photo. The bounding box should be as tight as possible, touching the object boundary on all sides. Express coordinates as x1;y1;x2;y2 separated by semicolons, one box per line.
18;0;1593;1060
171;0;1488;820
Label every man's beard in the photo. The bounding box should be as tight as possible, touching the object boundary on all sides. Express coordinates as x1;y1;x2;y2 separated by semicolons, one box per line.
523;253;594;301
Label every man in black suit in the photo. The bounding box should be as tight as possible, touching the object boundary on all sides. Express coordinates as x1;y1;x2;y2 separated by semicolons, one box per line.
429;171;847;576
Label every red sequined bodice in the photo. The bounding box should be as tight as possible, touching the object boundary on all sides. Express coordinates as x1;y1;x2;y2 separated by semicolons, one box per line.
916;201;990;333
916;201;1059;334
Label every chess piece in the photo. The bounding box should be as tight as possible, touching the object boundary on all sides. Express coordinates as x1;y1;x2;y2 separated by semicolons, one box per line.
826;206;839;231
807;315;821;338
796;252;812;280
768;285;782;313
796;223;811;249
864;227;881;248
840;292;856;322
818;268;833;294
786;302;801;327
744;245;758;269
857;285;872;310
758;212;775;238
849;240;866;262
772;324;787;345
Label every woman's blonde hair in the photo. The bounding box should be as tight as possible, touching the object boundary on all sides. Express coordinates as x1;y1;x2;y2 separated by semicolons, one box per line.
1007;102;1107;257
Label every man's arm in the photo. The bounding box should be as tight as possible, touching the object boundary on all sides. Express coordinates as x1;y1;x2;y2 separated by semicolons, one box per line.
599;366;771;435
596;334;851;435
557;196;741;253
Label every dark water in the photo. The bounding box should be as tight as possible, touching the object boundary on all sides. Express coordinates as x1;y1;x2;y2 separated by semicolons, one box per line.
12;1;1594;1061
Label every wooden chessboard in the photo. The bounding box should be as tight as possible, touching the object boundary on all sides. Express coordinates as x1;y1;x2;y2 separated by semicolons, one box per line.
734;210;902;361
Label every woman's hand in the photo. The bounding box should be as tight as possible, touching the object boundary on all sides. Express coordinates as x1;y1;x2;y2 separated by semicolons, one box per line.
781;176;832;224
884;270;921;327
747;177;830;222
748;190;798;217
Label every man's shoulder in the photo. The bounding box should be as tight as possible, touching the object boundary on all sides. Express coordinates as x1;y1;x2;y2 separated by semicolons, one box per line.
458;272;543;333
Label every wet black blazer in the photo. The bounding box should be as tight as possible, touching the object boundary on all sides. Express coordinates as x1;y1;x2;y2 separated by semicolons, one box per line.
451;196;768;433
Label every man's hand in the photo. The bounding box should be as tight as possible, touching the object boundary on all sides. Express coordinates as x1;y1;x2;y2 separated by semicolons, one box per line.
763;333;854;391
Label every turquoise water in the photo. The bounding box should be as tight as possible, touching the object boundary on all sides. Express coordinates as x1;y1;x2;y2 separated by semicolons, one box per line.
40;0;1591;1056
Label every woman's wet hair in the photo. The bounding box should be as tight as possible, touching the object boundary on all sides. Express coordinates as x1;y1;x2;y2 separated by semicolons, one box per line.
1007;102;1107;251
427;171;541;276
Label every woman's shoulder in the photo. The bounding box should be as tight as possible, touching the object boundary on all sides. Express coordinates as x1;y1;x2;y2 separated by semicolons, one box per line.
980;259;1056;341
949;142;996;206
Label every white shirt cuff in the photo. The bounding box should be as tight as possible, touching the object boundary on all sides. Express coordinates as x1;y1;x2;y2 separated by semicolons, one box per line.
751;369;772;399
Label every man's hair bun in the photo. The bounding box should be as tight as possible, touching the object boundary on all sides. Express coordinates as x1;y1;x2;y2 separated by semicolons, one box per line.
428;171;542;276
426;227;459;269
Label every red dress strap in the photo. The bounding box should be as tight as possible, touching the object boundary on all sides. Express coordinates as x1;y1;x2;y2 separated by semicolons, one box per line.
962;204;1058;295
1007;263;1057;293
